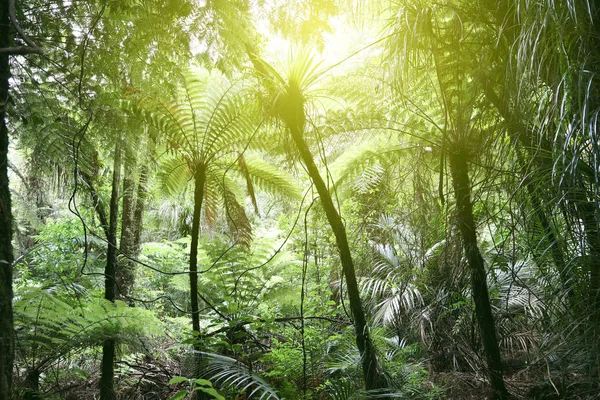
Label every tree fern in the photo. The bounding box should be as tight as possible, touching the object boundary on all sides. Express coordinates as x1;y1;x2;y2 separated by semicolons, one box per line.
132;67;299;338
13;287;162;391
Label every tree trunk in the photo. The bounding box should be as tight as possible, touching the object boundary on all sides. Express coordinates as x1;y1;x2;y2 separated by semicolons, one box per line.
132;163;148;255
117;153;137;298
190;164;206;335
0;0;14;396
448;152;508;400
100;142;122;400
288;124;387;391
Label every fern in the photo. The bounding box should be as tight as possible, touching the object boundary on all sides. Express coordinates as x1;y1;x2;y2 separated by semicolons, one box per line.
332;136;420;188
14;287;162;375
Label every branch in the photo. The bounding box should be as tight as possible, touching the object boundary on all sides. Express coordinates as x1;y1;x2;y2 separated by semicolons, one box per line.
0;0;42;55
0;46;40;55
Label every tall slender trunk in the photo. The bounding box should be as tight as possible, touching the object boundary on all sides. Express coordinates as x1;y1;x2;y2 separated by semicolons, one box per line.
190;163;206;334
0;0;13;396
118;152;137;298
288;124;386;391
100;142;122;400
448;152;508;400
132;163;148;255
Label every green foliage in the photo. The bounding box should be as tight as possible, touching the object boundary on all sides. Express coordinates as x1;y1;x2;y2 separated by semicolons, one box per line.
8;1;600;399
168;376;225;400
13;286;163;394
135;67;299;242
199;352;280;400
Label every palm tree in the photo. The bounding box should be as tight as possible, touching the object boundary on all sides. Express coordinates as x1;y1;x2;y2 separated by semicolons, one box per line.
247;47;388;391
138;67;299;336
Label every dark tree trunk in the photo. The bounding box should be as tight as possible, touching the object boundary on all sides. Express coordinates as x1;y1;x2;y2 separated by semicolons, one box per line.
189;164;206;335
0;0;13;396
448;152;508;400
99;142;122;400
117;153;137;298
23;368;40;400
288;124;387;391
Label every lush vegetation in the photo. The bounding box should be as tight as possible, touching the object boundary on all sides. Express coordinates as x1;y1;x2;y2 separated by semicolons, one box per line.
1;0;600;399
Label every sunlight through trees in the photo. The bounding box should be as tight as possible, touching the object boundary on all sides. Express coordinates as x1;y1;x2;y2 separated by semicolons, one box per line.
1;1;599;399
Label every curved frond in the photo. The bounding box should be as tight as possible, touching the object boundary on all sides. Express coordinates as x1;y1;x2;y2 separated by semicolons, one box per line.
135;67;258;163
332;137;420;187
156;156;192;197
199;352;280;400
230;155;301;200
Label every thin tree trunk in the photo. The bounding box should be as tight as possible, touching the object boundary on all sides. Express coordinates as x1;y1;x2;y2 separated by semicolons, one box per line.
0;0;14;396
100;142;122;400
288;124;387;391
448;152;508;400
190;164;206;335
132;163;148;255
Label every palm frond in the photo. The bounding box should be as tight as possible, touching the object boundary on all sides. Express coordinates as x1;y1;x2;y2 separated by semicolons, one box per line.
198;352;280;400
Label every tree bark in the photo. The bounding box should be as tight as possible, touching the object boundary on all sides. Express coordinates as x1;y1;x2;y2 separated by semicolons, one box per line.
100;142;122;400
288;124;387;391
132;163;148;256
190;163;206;335
0;0;14;396
448;152;508;400
117;152;137;298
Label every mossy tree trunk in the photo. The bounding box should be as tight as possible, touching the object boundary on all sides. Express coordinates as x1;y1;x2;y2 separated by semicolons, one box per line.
118;150;137;299
190;163;206;335
132;163;148;257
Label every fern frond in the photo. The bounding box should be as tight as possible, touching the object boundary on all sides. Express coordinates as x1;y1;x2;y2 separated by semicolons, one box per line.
230;156;301;201
157;156;192;197
222;185;252;246
14;288;162;371
332;137;419;187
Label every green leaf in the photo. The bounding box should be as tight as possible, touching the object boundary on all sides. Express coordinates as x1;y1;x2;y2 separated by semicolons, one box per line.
196;386;225;400
168;376;189;385
193;378;213;387
170;390;188;400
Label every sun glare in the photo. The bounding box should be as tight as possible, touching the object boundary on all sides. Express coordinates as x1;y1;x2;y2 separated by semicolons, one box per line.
256;7;380;79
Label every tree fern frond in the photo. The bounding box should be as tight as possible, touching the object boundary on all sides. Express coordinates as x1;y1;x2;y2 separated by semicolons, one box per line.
14;288;162;371
237;154;259;214
222;185;252;246
230;156;301;201
332;137;419;187
157;156;192;197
